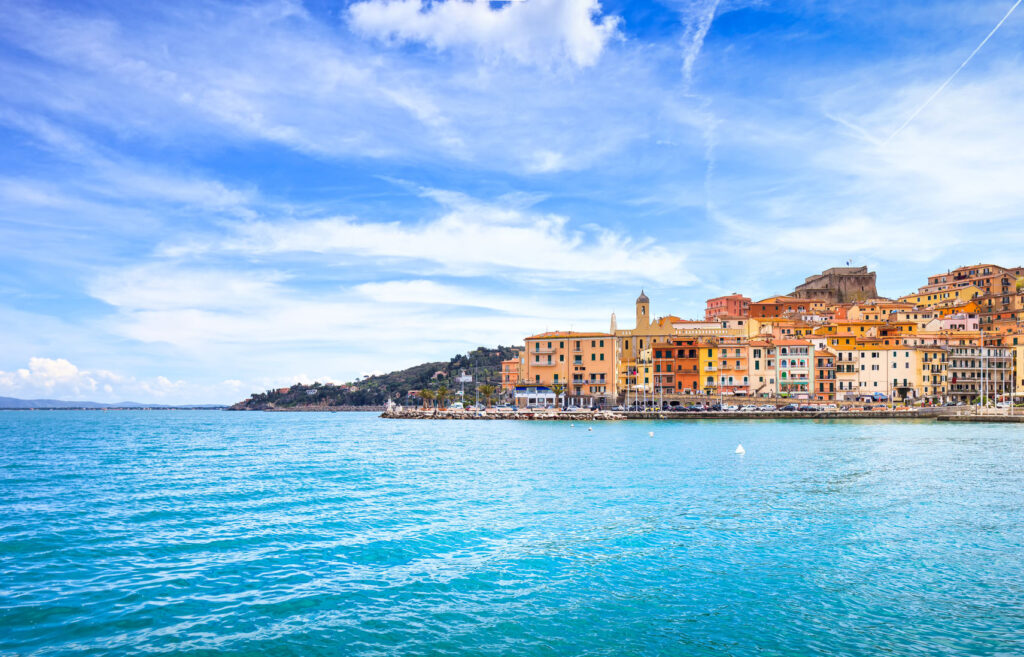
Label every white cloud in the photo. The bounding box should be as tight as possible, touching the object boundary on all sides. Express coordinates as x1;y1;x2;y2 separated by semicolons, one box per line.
163;189;695;285
0;1;679;175
0;357;185;402
349;0;620;68
678;0;721;86
87;264;614;349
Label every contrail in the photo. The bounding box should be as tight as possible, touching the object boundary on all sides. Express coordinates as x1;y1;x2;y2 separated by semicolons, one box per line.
884;0;1022;144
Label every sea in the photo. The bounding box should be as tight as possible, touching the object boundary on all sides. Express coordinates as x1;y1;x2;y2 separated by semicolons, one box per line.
1;410;1022;656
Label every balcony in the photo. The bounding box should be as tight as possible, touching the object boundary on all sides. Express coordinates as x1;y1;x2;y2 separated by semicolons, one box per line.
531;360;556;367
532;346;557;354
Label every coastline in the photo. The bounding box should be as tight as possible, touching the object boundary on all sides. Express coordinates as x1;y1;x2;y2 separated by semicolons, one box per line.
381;408;970;421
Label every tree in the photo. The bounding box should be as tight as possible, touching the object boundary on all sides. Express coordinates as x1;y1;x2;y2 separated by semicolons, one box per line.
550;383;566;409
478;384;497;408
419;389;435;409
436;385;452;408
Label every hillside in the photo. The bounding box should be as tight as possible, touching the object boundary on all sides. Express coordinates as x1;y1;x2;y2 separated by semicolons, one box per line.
230;345;520;410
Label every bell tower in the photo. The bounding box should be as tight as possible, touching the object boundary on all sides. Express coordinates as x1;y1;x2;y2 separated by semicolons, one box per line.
635;290;650;329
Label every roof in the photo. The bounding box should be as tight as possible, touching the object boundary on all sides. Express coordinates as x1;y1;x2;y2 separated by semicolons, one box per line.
637;289;650;303
525;331;613;339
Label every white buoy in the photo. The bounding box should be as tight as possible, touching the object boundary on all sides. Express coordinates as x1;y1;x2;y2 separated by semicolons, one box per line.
735;444;745;455
588;427;593;431
649;431;654;437
570;423;574;427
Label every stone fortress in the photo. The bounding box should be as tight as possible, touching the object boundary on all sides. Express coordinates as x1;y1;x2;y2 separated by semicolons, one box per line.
791;266;878;304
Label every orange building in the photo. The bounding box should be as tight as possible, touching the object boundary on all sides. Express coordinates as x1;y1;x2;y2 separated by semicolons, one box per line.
653;337;701;395
749;295;827;320
814;349;836;401
520;331;617;407
705;294;751;320
500;357;520;394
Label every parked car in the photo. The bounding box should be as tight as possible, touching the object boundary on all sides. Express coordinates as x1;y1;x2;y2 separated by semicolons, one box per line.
739;405;758;412
449;402;464;410
780;404;798;411
722;404;739;412
759;404;777;411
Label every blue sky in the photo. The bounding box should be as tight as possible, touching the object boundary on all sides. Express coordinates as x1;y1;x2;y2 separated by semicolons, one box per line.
2;0;1023;403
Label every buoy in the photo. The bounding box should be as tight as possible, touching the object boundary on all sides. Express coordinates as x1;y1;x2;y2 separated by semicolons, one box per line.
588;427;593;431
649;431;654;437
735;444;745;455
570;423;574;427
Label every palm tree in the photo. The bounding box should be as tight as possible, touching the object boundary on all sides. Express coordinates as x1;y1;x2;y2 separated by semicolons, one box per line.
550;383;566;409
419;389;435;410
478;384;497;408
436;385;452;408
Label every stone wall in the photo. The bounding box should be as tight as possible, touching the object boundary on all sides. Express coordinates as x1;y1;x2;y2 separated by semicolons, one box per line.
793;266;878;304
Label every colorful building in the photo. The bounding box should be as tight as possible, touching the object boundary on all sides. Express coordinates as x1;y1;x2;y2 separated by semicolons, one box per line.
519;331;616;407
814;349;836;401
705;293;751;320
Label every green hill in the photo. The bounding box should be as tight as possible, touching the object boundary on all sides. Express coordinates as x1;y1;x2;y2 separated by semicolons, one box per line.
230;345;520;410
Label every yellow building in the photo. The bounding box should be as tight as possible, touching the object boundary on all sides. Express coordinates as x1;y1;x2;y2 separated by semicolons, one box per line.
699;341;719;394
899;285;981;308
917;346;948;402
613;290;740;399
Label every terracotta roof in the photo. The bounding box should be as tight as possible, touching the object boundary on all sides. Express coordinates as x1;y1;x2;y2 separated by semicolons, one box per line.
526;331;613;339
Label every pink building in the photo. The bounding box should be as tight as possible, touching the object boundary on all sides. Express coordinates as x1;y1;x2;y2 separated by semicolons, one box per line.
926;313;979;332
705;294;751;320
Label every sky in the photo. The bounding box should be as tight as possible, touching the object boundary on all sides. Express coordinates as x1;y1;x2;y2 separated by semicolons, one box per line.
1;0;1023;403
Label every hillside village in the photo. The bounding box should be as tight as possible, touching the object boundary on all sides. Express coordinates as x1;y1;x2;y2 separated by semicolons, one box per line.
501;264;1024;409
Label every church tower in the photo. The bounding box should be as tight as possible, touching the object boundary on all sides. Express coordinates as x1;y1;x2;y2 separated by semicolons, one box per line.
635;290;650;329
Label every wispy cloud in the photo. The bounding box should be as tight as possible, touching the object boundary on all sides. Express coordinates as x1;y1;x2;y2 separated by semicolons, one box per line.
162;188;696;285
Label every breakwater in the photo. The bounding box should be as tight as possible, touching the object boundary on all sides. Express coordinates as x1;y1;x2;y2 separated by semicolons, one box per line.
382;408;956;421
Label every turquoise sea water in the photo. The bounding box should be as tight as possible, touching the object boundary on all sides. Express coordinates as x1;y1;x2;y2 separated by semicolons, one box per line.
1;411;1023;656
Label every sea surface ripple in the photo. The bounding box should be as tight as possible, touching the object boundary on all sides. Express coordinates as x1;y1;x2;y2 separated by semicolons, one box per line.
1;411;1023;656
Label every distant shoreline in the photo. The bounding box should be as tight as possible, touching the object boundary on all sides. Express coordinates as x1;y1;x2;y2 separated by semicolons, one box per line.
0;407;227;411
